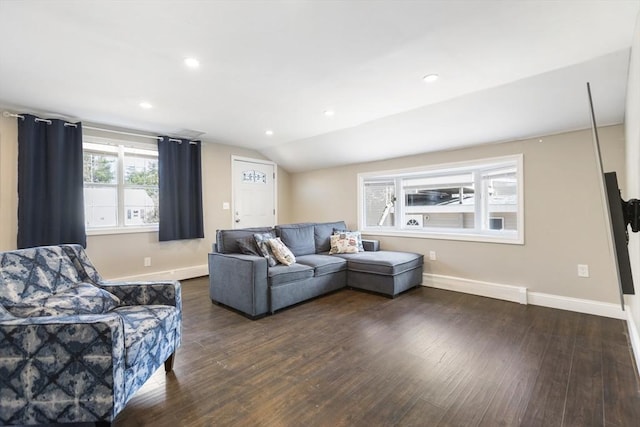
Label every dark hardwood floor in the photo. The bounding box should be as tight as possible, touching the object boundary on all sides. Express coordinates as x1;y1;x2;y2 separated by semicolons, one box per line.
29;276;640;426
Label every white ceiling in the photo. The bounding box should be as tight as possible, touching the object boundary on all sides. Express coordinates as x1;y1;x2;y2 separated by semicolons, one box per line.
0;1;638;172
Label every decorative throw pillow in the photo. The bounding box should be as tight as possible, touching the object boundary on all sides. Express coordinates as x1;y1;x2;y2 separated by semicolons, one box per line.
330;232;361;254
7;283;121;318
236;236;262;256
253;232;279;267
333;229;364;252
268;237;296;266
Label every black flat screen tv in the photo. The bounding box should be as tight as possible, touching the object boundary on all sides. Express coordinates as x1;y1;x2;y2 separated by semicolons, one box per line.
588;83;635;307
604;172;635;295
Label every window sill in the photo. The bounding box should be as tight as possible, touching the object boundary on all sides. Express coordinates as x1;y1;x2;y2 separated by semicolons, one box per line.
360;228;524;245
87;226;158;236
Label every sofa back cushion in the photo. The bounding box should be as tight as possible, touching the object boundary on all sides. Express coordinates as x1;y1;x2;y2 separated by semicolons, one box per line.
215;227;274;254
0;246;83;308
313;221;347;253
275;223;316;256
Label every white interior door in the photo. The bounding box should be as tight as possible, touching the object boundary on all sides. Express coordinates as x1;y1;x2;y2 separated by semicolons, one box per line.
232;157;276;228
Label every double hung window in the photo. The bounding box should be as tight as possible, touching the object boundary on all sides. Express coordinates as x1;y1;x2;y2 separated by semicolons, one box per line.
359;155;523;244
83;136;159;233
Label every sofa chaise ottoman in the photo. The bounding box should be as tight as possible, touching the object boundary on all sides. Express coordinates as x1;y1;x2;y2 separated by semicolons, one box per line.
208;221;423;318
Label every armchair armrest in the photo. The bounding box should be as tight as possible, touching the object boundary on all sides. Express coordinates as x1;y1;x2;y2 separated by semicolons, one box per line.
0;304;14;320
208;252;269;318
97;280;182;309
362;239;380;252
0;313;126;423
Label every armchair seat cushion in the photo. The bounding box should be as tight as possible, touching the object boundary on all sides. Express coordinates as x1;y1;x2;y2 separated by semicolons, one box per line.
7;282;121;318
114;305;180;368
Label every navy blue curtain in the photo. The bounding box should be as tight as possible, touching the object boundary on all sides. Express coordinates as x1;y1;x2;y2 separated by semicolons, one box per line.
158;137;204;241
17;114;86;249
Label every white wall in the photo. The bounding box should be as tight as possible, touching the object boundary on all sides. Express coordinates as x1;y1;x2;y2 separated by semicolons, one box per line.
0;115;18;250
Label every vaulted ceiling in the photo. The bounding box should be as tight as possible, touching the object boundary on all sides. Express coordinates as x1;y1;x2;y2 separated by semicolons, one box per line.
0;1;638;172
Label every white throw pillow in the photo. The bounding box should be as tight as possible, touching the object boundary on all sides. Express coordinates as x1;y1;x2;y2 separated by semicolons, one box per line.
330;232;360;254
268;237;296;266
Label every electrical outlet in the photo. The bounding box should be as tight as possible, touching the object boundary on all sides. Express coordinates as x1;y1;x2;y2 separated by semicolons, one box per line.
577;264;589;278
429;251;437;261
144;257;152;267
222;202;230;210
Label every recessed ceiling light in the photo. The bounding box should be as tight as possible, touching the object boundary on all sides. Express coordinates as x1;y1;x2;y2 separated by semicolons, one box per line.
184;57;200;68
265;129;274;136
422;74;439;83
139;101;153;109
324;110;335;117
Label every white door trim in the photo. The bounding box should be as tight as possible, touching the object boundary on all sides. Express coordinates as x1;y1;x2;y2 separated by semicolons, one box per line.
231;156;278;228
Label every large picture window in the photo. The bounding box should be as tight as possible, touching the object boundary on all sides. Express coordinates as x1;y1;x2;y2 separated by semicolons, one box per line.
358;155;523;244
83;136;159;233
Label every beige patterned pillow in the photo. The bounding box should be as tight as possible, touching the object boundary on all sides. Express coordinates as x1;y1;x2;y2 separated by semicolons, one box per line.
330;232;360;254
268;237;296;266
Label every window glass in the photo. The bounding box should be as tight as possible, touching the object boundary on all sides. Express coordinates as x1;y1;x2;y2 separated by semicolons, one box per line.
482;167;517;231
83;186;118;228
124;187;159;226
124;155;158;185
84;152;117;184
364;181;396;227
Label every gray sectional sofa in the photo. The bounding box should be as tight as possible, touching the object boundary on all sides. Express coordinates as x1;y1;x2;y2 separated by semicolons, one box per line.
208;221;424;318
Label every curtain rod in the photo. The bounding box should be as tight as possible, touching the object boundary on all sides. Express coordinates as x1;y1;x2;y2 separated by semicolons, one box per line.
4;112;77;127
3;111;198;144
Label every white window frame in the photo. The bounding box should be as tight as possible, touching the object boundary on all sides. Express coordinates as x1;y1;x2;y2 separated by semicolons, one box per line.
357;154;524;244
83;135;159;235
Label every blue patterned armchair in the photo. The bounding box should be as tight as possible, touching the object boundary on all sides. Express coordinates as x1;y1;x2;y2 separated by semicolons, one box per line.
0;245;182;426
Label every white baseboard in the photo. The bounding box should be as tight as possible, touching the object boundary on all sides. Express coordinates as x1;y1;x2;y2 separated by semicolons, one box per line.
423;273;528;304
423;273;625;320
527;291;625;319
108;264;208;282
627;310;640;377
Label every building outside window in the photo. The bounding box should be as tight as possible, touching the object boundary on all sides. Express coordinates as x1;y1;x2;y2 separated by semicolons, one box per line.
83;136;159;233
358;155;523;244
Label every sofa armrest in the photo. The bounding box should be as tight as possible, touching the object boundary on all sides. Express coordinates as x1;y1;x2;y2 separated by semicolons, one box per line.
362;239;380;252
97;280;182;310
208;252;269;318
0;313;126;423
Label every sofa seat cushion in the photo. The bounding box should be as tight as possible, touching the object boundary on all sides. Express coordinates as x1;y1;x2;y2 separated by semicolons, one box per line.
296;254;347;277
114;305;179;368
335;251;424;276
268;263;314;286
7;283;121;318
